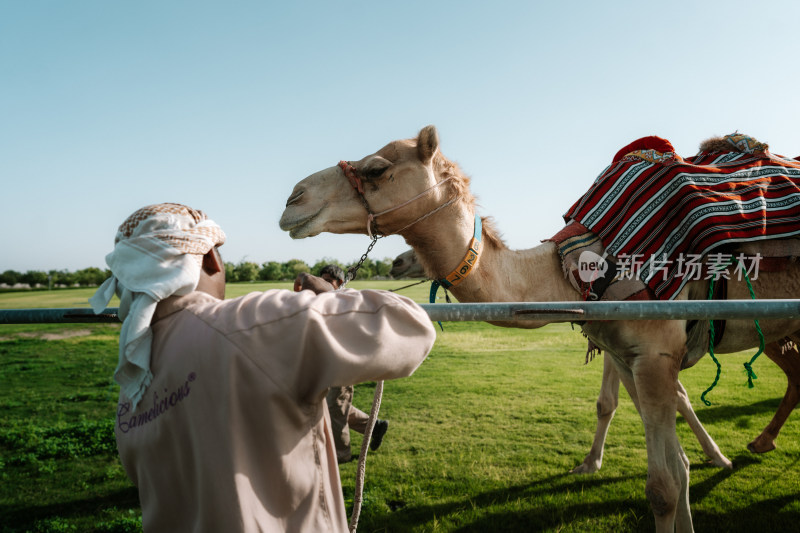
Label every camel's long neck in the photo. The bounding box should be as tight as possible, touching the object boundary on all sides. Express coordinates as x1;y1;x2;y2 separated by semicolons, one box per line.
404;203;580;329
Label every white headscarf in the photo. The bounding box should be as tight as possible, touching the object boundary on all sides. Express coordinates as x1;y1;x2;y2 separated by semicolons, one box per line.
90;203;226;409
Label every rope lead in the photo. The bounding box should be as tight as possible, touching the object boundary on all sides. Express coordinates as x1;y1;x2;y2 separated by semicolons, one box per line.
700;288;723;406
741;264;765;388
701;258;765;405
743;361;758;388
348;380;384;533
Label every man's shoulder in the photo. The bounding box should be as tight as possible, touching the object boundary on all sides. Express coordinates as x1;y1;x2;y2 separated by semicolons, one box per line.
186;288;426;335
186;289;312;332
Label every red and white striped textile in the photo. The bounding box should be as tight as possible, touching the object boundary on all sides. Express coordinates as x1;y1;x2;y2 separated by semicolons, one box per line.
563;135;800;299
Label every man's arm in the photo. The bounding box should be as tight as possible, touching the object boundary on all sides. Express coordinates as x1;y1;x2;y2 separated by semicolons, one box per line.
222;288;437;404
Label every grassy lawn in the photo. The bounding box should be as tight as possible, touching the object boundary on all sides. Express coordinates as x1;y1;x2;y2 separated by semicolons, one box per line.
1;282;799;531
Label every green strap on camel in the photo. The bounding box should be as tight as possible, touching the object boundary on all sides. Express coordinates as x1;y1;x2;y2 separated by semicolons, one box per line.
701;258;765;406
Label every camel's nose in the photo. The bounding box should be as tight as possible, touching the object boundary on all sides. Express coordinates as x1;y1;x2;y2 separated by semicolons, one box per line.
393;258;404;267
285;187;304;207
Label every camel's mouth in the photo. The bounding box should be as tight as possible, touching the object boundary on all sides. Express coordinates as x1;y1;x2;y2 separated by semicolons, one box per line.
279;205;325;239
390;267;409;277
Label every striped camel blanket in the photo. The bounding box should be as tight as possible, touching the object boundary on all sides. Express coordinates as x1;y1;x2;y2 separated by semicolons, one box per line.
555;133;800;301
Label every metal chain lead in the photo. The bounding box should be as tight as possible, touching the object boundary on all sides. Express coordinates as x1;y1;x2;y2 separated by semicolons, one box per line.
345;235;382;284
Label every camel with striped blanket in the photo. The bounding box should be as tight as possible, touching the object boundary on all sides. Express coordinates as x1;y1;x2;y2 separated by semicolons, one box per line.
280;125;800;532
387;246;800;463
385;249;793;470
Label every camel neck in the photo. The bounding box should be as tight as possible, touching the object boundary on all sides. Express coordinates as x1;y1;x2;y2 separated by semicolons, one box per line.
403;202;477;279
404;203;580;328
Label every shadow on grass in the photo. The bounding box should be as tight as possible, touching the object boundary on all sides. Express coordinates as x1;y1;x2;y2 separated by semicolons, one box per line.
693;397;783;423
0;486;139;531
359;472;652;532
447;490;800;533
690;453;763;502
691;493;800;533
360;459;799;532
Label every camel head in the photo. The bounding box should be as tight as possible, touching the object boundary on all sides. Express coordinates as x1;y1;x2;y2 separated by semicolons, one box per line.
390;249;426;279
280;125;472;240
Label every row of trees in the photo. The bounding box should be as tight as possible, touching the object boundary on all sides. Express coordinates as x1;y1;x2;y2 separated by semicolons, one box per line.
0;257;397;288
0;267;110;288
224;257;394;282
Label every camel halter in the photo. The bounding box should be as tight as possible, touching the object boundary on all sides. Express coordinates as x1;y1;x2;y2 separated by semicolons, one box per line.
338;160;457;239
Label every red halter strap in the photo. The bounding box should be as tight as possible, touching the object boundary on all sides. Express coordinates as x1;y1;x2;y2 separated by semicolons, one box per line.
339;160;364;195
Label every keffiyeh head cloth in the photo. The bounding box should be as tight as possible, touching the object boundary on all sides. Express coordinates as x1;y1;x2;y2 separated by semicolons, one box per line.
90;203;226;408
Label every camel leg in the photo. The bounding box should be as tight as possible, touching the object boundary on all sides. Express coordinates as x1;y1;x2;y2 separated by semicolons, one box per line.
676;381;732;468
571;352;731;474
631;353;692;533
571;354;620;474
606;321;692;532
748;337;800;453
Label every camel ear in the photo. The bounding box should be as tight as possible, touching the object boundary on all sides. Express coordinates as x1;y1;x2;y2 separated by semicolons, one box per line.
417;125;439;164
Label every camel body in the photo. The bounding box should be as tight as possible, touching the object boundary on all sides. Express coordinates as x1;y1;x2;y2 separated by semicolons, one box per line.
280;126;800;532
388;247;794;472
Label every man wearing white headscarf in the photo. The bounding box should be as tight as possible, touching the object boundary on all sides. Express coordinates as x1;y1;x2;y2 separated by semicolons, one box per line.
91;203;436;532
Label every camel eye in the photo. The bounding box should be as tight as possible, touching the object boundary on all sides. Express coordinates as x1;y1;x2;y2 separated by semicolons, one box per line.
360;156;392;181
362;167;386;180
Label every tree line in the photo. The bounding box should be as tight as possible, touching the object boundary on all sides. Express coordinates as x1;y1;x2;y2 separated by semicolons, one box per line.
0;257;396;288
0;267;110;288
224;257;394;282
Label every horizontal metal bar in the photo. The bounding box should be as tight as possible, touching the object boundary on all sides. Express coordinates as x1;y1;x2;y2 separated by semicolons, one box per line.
0;308;120;324
3;300;800;325
420;300;800;322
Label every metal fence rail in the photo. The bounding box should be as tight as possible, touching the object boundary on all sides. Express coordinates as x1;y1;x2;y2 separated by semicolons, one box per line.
0;308;121;324
3;299;800;324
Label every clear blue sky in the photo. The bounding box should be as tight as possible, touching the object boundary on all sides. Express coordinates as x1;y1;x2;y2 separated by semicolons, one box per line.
3;1;799;272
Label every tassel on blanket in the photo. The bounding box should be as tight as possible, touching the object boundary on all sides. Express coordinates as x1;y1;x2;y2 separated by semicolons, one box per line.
780;336;799;355
584;338;602;365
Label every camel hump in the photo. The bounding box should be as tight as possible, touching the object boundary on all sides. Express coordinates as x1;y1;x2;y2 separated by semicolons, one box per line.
699;133;769;154
612;133;770;164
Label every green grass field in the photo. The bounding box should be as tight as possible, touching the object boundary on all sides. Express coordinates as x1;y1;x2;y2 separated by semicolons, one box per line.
1;282;799;532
